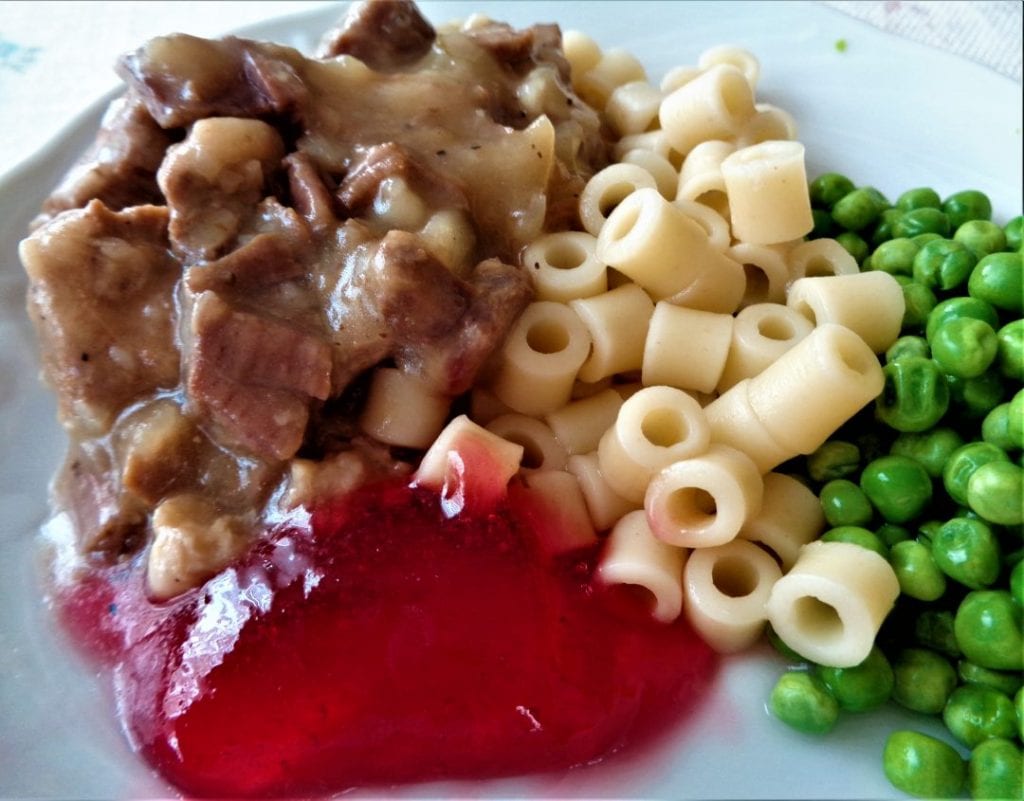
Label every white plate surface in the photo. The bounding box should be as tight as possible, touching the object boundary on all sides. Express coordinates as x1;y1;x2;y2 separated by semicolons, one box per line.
0;2;1021;798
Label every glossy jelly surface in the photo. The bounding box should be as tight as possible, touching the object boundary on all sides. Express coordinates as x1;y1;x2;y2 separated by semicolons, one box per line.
54;478;719;797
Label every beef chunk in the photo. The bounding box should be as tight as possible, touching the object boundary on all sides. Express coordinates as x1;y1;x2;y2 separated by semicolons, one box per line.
157;117;285;262
406;257;533;395
185;233;305;294
58;439;147;556
38;92;171;226
369;230;471;342
465;22;570;81
368;231;532;395
21;202;180;436
284;152;338;230
186;291;332;460
117;35;307;128
319;0;435;70
337;142;467;217
189;291;332;401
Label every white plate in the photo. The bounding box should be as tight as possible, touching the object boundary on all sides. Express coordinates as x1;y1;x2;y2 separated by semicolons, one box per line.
0;2;1020;798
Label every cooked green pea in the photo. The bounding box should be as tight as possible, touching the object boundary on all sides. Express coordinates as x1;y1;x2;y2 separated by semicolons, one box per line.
832;187;886;231
932;517;1001;590
996;320;1024;381
860;455;933;523
913;232;945;248
968;461;1024;526
816;646;893;712
892;427;965;478
807;440;861;482
810;207;834;238
957;660;1023;696
897;187;941;213
877;357;950;432
917;520;944;548
894;207;952;239
943;189;993;227
982;404;1023;452
931;317;998;379
766;624;804;662
969;252;1024;313
871;238;919;276
947;371;1005;419
820;480;874;527
810;172;856;209
871;208;904;246
968;738;1023;801
943;442;1011;506
1011;560;1024;610
893;648;958;713
1016;687;1024;741
954;590;1024;671
890;540;947;601
1005;215;1024;251
835;230;869;264
877;522;912;547
887;335;931;363
769;671;839;735
915;609;962;658
894;276;938;331
943;685;1018;748
821;525;888;558
926;296;1000;342
954;219;1007;258
1010;390;1024;444
913;239;976;291
884;731;966;799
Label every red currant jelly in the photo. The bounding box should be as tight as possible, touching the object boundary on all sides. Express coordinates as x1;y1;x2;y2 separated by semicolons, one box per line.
53;477;719;797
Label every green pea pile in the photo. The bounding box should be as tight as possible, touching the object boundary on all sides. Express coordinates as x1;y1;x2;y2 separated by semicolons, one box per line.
770;176;1024;800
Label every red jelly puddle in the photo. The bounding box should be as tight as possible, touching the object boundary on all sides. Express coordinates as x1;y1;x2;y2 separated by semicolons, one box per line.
53;480;719;798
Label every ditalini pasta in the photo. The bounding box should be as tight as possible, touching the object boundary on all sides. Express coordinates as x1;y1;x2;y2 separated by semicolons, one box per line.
738;472;825;570
484;414;568;473
491;301;592;416
415;415;524;511
672;199;732;253
359;367;452;449
562;30;602;79
766;541;900;667
642;302;734;394
620;149;678;199
735;103;798;148
697;44;760;89
786;237;860;280
522;231;608;303
676;139;735;218
719;140;814;245
683;538;782;652
659;64;755;156
727;242;791;307
570;283;655;382
706;324;884;472
786;271;905;354
579;163;659;237
597;188;740;299
645;443;763;548
576;48;647;110
518;469;598;556
599;386;711;504
596;509;687;624
566;451;640;531
716;302;815;392
605;80;664;137
663;247;746;314
544;388;624;456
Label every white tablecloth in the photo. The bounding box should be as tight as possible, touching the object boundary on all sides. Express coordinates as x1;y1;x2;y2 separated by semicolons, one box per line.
1;0;1021;179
